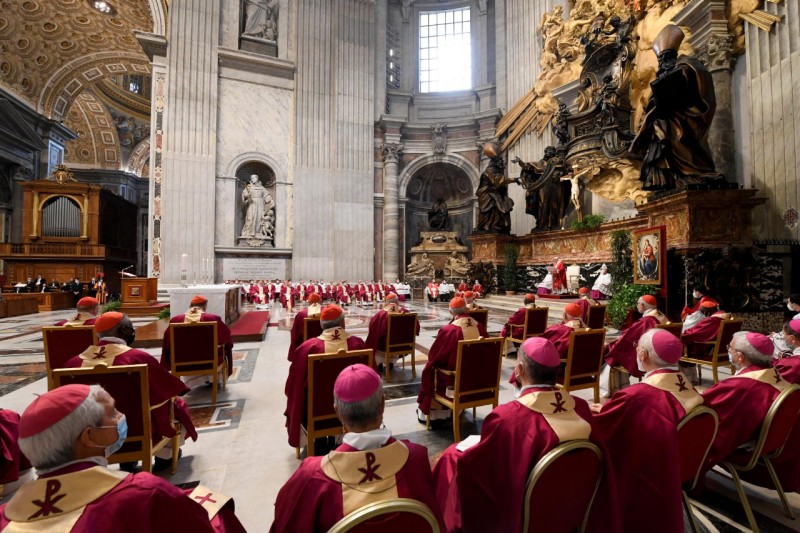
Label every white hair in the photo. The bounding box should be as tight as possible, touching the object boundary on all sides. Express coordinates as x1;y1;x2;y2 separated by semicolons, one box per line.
321;314;345;330
334;385;384;429
731;331;771;366
450;305;467;316
19;385;107;470
638;329;669;367
638;297;657;310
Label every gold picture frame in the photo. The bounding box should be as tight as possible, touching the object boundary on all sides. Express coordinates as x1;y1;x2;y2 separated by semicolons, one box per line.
633;226;665;285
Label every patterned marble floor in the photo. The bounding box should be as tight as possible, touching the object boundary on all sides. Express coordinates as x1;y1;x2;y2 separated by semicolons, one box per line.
0;301;798;531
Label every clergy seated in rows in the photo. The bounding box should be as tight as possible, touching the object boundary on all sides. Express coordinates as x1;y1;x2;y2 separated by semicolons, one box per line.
457;280;469;294
0;385;244;532
591;264;612;300
702;332;790;475
604;295;668;379
272;365;443;532
250;282;269;305
357;281;373;304
416;298;488;424
65;312;197;472
55;297;100;327
365;293;418;373
539;303;585;358
438;281;455;302
161;295;234;381
0;409;33;497
681;296;718;333
591;329;702;533
279;282;295;310
425;280;439;302
576;287;598;324
284;305;369;450
770;294;800;357
681;285;713;322
464;291;481;310
537;267;554;295
681;300;731;357
287;292;323;362
433;337;618;532
500;293;538;341
471;280;483;296
333;282;352;306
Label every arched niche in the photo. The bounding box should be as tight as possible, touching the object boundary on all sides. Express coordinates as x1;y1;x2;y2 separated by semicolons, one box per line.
234;161;276;246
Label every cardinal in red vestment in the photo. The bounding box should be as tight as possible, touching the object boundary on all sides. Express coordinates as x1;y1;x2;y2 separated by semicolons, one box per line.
471;280;483;296
364;293;418;372
457;280;468;293
55;297;99;326
287;292;323;362
284;305;370;449
575;287;598;324
464;291;482;310
272;364;443;531
161;295;234;377
0;410;32;496
417;298;488;420
605;295;668;377
680;300;730;357
0;384;244;532
433;337;619;532
592;329;702;533
500;294;538;339
538;303;585;358
680;285;712;320
552;259;567;294
702;332;789;474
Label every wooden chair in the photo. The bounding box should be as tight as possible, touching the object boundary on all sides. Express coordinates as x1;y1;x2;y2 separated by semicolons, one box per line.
42;325;97;390
715;385;800;533
168;321;226;405
677;406;719;533
466;309;489;329
328;498;440;533
655;321;684;338
585;304;607;330
302;348;374;458
303;316;323;342
504;307;549;356
681;318;742;384
522;440;604;533
559;329;606;403
382;313;418;382
52;364;180;474
428;337;504;442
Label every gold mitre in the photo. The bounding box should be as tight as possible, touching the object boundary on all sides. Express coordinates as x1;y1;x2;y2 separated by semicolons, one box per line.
652;24;685;55
483;142;500;159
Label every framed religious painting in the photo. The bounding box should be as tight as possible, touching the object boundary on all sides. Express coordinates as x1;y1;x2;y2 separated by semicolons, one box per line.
633;226;666;285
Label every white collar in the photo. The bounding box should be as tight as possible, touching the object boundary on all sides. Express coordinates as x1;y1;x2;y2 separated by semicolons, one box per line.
98;336;127;345
36;456;109;476
644;365;680;378
342;428;392;451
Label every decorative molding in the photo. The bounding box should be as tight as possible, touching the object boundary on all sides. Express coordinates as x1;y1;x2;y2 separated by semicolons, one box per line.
431;123;447;154
381;142;405;163
698;33;735;72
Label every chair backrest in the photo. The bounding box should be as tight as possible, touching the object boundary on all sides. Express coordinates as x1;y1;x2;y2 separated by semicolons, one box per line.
454;337;504;398
43;326;96;373
304;317;323;342
586;305;607;330
307;349;374;429
713;319;743;358
466;309;488;328
677;406;719;490
655;321;683;339
169;321;218;372
386;313;418;348
753;385;800;465
522;440;603;533
52;364;151;459
328;498;440;533
564;329;606;383
523;307;549;337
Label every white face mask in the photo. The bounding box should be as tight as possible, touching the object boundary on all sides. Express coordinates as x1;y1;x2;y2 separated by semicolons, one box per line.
788;302;797;312
728;350;738;369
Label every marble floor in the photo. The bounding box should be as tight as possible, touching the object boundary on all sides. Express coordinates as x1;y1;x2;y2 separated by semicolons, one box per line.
1;300;799;532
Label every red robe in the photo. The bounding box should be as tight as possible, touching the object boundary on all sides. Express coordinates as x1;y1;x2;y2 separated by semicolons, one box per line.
500;305;536;338
161;312;234;377
471;283;482;296
65;341;197;443
270;438;443;532
0;461;243;532
605;310;668;377
541;320;584;358
364;305;417;362
54;313;97;327
702;365;789;471
594;369;703;533
433;387;618;533
287;305;321;362
284;328;370;447
417;316;488;414
279;286;295;309
0;410;31;485
576;297;598;323
458;282;468;292
680;313;729;357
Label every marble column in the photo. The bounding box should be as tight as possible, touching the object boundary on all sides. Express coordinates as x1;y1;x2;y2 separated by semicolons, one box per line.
700;33;736;180
381;142;403;280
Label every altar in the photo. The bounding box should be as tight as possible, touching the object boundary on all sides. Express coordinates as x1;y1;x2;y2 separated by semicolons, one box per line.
168;285;242;325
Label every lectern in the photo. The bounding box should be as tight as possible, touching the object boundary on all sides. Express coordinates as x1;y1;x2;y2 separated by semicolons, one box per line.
120;278;158;305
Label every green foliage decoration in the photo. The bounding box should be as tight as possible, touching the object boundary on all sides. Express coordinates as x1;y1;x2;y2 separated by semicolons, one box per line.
157;306;171;320
607;284;660;329
467;261;497;295
570;214;605;231
609;229;633;296
101;300;122;313
503;244;519;293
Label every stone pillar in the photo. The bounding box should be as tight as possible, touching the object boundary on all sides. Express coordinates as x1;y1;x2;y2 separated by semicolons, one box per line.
381;142;403;280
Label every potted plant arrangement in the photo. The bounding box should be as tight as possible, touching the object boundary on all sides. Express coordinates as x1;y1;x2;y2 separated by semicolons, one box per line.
503;244;519;296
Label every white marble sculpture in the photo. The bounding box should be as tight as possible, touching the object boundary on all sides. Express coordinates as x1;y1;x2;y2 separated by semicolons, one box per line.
242;0;279;41
239;174;275;247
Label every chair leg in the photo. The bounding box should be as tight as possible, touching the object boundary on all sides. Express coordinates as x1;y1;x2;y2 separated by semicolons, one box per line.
763;457;795;519
723;463;760;533
171;433;179;475
385;358;391;382
411;350;416;379
712;364;719;385
472;407;476;420
682;490;700;533
222;360;228;390
211;373;218;405
426;413;431;431
295;447;300;459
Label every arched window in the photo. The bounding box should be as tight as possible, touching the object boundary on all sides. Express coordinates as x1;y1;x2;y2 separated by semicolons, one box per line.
41;196;81;237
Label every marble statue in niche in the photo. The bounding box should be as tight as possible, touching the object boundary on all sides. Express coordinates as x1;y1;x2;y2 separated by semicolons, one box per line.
427;197;450;231
238;174;275;247
242;0;279;41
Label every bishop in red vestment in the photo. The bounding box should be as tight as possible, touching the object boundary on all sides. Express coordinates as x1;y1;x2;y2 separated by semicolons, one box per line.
500;293;538;339
433;337;619;533
538;303;585;358
680;300;730;357
273;365;443;531
0;385;244;532
464;291;482;310
286;292;322;362
160;296;234;377
417;298;488;418
576;287;598;324
593;329;702;533
702;332;789;472
457;281;468;293
364;293;418;371
55;297;99;326
471;280;483;296
605;295;668;377
0;410;32;494
284;305;370;448
65;313;198;466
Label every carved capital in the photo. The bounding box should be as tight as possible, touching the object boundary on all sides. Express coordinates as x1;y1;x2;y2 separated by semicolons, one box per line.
699;33;735;73
431;123;447;155
381;142;404;164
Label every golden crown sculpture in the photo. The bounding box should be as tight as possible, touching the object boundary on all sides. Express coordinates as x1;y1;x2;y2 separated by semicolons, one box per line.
50;164;77;185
